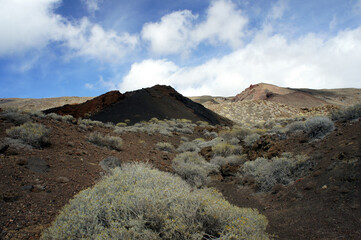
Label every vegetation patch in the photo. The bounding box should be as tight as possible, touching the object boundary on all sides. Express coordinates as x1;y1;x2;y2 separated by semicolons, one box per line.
240;153;312;191
330;103;361;121
172;152;219;187
304;116;334;140
87;132;123;151
156;142;174;152
41;163;269;240
6;122;50;148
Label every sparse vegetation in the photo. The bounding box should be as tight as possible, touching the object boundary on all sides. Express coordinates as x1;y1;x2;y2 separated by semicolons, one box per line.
172;152;219;187
330;103;361;121
286;121;305;134
87;132;123;151
6;122;50;148
243;133;260;147
304;116;334;139
176;141;200;153
156;142;174;152
211;155;247;167
0;108;30;125
41;163;268;240
240;153;312;191
99;156;121;172
212;142;242;157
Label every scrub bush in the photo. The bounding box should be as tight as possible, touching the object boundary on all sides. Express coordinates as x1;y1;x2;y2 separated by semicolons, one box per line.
42;163;269;240
87;132;123;151
6;122;50;148
304;116;334;139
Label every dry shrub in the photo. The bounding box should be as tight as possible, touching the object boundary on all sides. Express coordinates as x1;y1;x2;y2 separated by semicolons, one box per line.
212;143;242;157
172;152;218;187
156;142;174;152
87;132;122;151
304;116;334;139
6;122;50;148
42;163;269;239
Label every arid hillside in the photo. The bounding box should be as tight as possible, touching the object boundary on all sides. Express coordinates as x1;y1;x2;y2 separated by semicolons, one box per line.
45;85;233;126
0;97;93;111
0;104;360;239
191;83;361;125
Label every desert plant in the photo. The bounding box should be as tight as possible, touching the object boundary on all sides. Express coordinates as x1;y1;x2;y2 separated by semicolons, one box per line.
176;141;200;153
156;142;174;152
172;152;219;187
6;122;50;148
0;108;30;125
210;155;247;167
330;103;361;121
240;154;311;191
304;116;334;139
116;122;127;127
99;157;121;172
203;129;218;138
87;132;123;151
41;163;268;240
212;143;242;157
286;121;305;134
243;133;260;147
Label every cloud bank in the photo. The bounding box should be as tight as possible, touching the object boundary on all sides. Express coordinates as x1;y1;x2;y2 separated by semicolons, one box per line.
0;0;137;62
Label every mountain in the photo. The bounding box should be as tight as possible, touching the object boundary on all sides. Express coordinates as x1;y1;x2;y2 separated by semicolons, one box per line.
191;83;361;125
44;85;233;126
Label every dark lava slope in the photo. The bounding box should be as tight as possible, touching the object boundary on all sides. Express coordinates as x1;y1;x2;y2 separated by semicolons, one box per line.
45;85;233;126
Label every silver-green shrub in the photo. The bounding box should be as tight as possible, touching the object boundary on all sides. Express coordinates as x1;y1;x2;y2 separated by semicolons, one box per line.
176;141;200;153
304;116;334;139
172;152;219;187
87;132;123;151
1;108;30;125
330;103;361;121
286;121;305;134
156;142;174;152
240;154;310;191
41;163;269;240
212;143;242;157
210;155;247;167
99;157;121;173
243;133;260;147
6;122;50;148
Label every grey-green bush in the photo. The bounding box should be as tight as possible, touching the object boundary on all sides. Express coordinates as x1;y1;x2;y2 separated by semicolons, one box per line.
41;163;269;240
286;121;305;134
6;122;50;148
240;154;311;191
212;142;242;157
330;103;361;121
99;157;121;172
304;116;334;139
243;133;260;147
87;132;123;151
176;141;200;153
172;152;218;187
156;142;174;152
1;109;30;125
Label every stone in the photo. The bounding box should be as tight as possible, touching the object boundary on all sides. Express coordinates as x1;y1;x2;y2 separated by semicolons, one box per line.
56;176;70;183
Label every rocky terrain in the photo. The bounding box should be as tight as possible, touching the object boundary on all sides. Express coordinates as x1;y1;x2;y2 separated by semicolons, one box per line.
0;84;360;239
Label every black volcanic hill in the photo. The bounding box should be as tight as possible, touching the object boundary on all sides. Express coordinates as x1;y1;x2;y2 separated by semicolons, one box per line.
45;85;233;126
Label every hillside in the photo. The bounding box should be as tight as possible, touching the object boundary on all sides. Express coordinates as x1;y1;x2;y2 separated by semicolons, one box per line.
45;85;233;126
0;105;360;239
191;83;361;125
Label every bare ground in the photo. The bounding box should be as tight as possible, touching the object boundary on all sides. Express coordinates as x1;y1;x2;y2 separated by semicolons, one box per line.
0;116;360;239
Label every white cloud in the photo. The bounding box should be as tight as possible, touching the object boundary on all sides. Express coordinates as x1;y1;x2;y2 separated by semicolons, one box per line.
85;76;117;90
141;10;196;55
0;0;138;63
81;0;102;15
120;26;361;96
141;0;248;55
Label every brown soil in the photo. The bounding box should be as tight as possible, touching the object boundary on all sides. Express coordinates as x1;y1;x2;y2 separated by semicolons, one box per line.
1;115;361;239
45;85;233;126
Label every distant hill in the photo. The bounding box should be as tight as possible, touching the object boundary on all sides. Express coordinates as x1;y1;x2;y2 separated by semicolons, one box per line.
191;83;361;125
0;96;93;111
44;85;233;126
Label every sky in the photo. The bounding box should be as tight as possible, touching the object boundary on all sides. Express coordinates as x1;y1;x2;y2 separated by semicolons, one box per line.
1;0;361;98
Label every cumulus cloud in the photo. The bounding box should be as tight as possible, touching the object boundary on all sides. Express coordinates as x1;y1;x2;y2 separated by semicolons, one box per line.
119;26;361;96
141;0;248;55
0;0;138;63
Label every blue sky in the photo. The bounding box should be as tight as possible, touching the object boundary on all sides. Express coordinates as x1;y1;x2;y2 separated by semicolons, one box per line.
1;0;361;98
